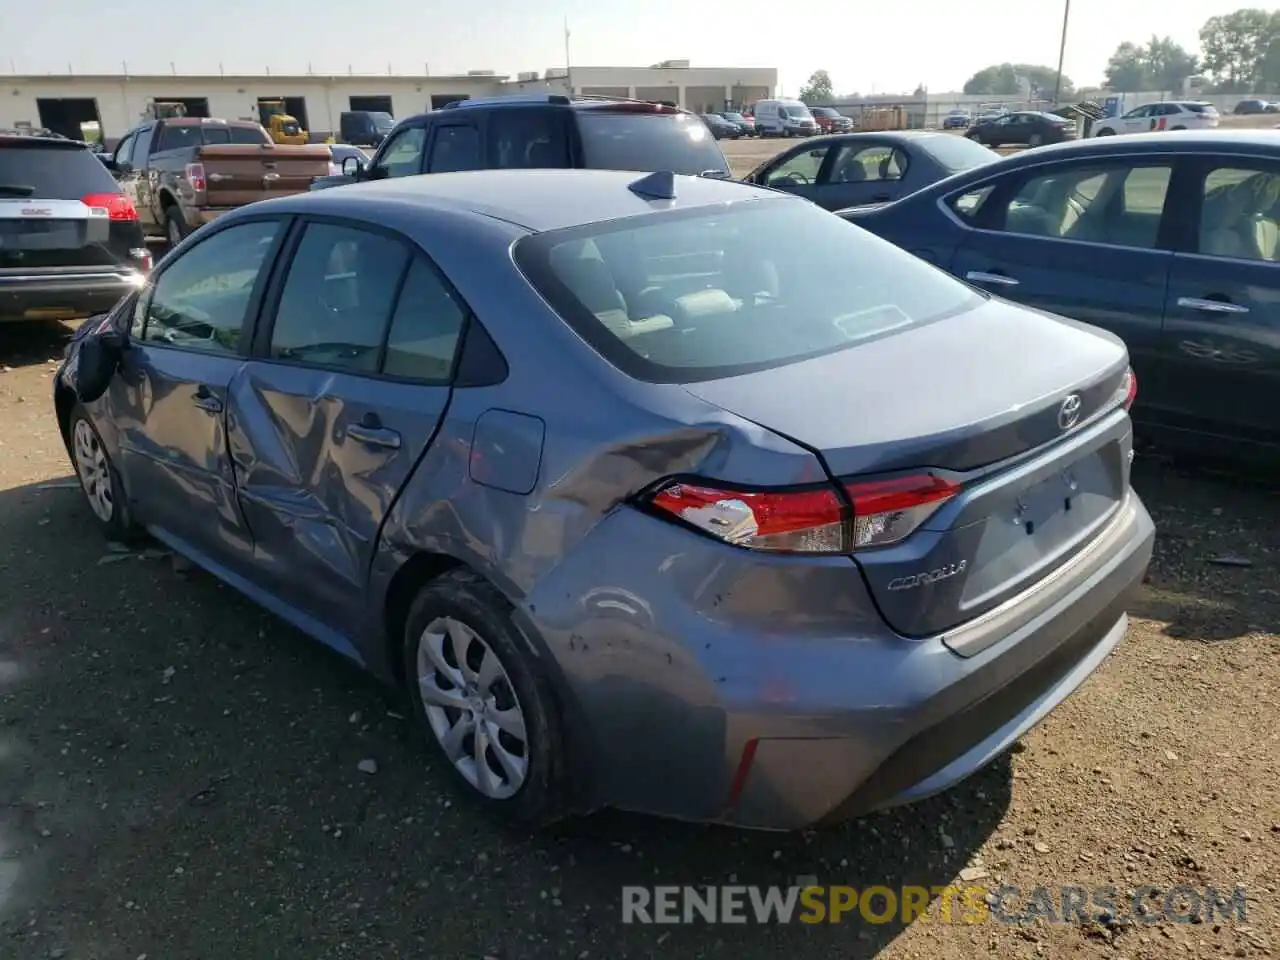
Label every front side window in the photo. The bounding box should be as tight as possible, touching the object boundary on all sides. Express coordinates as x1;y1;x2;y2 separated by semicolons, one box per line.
1198;164;1280;262
514;198;979;383
764;146;829;187
155;125;201;152
1122;106;1150;120
372;126;425;178
994;163;1173;248
427;124;482;173
268;222;409;371
142;220;281;353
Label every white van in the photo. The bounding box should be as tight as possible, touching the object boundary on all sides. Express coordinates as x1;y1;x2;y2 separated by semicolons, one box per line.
753;99;820;137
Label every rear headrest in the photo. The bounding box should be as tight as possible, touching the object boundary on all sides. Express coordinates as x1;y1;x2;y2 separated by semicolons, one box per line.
552;251;626;316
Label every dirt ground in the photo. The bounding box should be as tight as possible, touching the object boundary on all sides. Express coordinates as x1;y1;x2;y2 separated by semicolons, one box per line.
0;278;1277;955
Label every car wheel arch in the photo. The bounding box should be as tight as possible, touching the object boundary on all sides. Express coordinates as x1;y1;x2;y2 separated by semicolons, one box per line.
54;382;76;453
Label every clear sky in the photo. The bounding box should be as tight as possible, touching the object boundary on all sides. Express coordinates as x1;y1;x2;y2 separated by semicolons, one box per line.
5;0;1251;94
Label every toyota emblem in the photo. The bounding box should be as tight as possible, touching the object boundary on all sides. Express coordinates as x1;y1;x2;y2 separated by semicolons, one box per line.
1058;394;1083;431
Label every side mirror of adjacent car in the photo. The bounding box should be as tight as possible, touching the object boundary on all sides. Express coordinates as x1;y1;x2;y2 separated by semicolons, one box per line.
70;323;127;404
341;155;366;178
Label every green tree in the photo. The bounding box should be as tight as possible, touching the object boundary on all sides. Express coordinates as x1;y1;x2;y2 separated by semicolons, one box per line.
1199;8;1279;91
1105;41;1150;91
798;70;834;104
963;63;1073;99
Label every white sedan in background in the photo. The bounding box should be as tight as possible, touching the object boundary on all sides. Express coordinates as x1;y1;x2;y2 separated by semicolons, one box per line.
1092;101;1220;137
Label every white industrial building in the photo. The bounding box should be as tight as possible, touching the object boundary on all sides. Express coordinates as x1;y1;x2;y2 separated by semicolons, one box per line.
1;60;776;145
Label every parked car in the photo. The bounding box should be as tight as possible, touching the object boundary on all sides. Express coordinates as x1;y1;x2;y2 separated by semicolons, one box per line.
742;131;999;210
719;111;756;136
312;94;731;191
55;168;1152;830
700;113;742;139
839;130;1280;462
967;111;1078;147
1091;101;1219;137
1231;98;1277;115
0;134;150;324
105;117;332;246
942;109;972;130
753;98;820;137
340;110;396;147
809;106;855;133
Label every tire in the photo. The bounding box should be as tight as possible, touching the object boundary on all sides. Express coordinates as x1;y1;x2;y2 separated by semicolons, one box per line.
403;568;567;826
1095;127;1115;137
68;404;137;541
165;206;190;247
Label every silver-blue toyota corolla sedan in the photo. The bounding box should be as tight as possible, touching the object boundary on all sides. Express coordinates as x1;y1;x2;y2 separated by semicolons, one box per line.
54;169;1154;830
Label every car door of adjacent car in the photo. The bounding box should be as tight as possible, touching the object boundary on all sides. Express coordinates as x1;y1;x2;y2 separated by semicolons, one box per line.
946;157;1177;418
1158;156;1280;454
749;142;836;204
818;141;910;210
110;217;287;566
1116;106;1151;134
226;218;468;639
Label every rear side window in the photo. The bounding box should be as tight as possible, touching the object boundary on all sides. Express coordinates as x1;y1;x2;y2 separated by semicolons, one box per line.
0;142;121;198
1182;103;1207;113
155;125;202;152
203;126;271;145
575;112;730;177
514;198;977;383
487;109;570;168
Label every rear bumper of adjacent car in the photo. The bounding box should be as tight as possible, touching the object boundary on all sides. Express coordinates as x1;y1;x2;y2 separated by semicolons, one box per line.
520;487;1154;830
0;270;146;323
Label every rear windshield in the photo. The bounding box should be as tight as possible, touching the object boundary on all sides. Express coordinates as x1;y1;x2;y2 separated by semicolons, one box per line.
513;198;978;383
0;141;120;198
576;111;730;177
204;126;271;145
919;134;999;172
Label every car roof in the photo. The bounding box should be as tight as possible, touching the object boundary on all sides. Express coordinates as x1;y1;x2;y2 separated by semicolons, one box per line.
1017;128;1280;161
0;134;90;151
263;168;781;233
792;130;962;147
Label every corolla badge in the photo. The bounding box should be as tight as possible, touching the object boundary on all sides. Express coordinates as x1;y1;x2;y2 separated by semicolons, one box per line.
1058;393;1083;431
887;560;968;592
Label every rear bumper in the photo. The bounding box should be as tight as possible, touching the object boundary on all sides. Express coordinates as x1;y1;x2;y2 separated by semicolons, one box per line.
0;270;146;323
729;494;1154;829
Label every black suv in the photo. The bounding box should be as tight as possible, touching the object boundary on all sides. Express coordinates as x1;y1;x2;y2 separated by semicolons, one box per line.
311;94;732;191
1;135;150;324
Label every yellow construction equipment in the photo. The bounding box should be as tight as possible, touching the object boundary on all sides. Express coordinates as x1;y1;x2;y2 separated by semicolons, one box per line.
258;100;309;144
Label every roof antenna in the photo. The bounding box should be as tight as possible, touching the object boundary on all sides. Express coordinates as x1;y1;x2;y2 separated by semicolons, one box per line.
628;170;677;200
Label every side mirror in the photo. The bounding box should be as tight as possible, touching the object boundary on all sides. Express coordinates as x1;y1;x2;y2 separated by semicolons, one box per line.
341;155;365;177
70;326;127;404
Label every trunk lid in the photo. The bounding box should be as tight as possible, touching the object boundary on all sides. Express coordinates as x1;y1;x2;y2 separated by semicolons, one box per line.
197;144;333;206
0;198;119;268
683;295;1132;638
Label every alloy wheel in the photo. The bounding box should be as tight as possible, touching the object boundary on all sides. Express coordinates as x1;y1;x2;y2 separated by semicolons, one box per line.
416;616;529;799
73;419;113;522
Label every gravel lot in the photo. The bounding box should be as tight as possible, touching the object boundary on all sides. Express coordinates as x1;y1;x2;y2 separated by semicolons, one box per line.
1;239;1278;957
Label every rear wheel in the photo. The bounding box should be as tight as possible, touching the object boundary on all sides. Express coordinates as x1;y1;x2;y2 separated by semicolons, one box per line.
403;568;568;825
165;206;189;247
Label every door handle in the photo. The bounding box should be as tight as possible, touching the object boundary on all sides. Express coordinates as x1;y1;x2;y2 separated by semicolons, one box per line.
348;423;401;450
192;387;222;414
967;271;1020;287
1176;297;1249;315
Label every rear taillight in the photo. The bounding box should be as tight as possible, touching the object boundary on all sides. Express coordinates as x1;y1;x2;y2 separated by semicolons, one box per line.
81;193;137;221
185;162;207;191
644;472;960;554
845;474;959;549
648;481;846;553
1114;366;1138;410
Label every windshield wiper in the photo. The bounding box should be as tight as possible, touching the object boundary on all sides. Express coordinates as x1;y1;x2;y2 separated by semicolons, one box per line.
0;184;37;197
